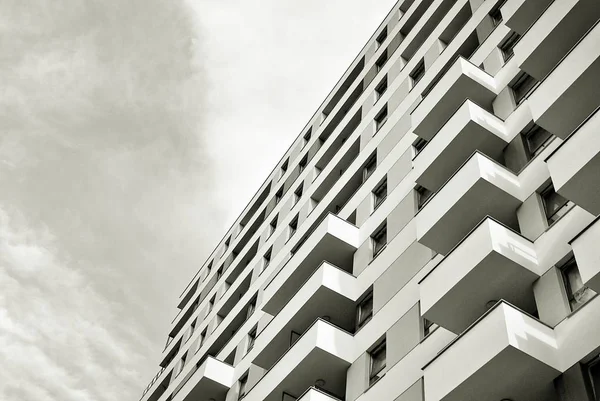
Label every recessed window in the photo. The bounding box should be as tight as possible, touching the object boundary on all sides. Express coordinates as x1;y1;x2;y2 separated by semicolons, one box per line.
207;295;215;313
223;236;231;254
198;328;207;350
489;4;503;27
376;50;388;72
203;260;213;282
275;187;283;205
374;105;388;132
303;129;312;148
299;154;308;174
416;185;433;209
363;155;377;183
541;184;573;225
375;76;388;101
376;28;388;48
561;257;596;311
499;31;521;61
246;297;257;320
293;183;303;205
371;224;387;258
373;178;387;211
216;266;223;281
269;215;278;237
369;340;386;385
262;247;272;271
413;137;428;155
423;318;439;337
410;59;425;86
280;158;289;179
247;326;257;352
288;215;299;240
511;72;538;104
524;124;553;158
356;291;374;330
238;372;249;399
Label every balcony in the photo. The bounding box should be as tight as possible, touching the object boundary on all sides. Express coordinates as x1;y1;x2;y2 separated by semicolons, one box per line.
254;263;356;370
262;214;359;316
416;152;521;255
420;217;542;334
571;217;600;292
528;21;600;138
501;0;553;35
414;100;509;193
173;357;234;401
546;108;600;215
246;320;354;401
514;0;600;80
297;387;342;401
423;302;560;401
411;58;496;141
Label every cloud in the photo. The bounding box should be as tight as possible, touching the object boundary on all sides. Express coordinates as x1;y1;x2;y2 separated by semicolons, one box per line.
0;1;223;400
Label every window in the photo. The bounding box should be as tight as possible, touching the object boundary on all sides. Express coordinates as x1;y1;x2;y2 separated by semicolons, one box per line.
280;158;289;178
356;291;374;330
223;236;231;254
416;185;433;209
288;215;299;240
203;260;213;281
199;328;207;349
561;258;596;311
376;50;388;72
246;297;257;320
238;372;248;399
303;129;312;148
262;247;272;271
375;76;388;101
363;155;377;183
247;326;257;352
293;183;303;205
269;216;278;237
499;31;521;61
275;187;283;205
371;224;387;258
216;266;223;281
541;184;573;225
207;295;215;314
372;178;387;211
413;137;428;155
376;28;388;48
524;124;553;158
423;318;439;337
191;297;200;313
511;72;537;104
587;355;600;400
299;154;308;173
489;4;503;27
410;59;425;86
369;340;386;385
374;105;388;132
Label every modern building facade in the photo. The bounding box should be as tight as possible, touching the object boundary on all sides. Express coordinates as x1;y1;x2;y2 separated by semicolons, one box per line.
140;0;600;400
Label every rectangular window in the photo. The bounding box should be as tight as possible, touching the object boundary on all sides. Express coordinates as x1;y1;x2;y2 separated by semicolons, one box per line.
288;215;299;240
524;124;553;158
376;28;388;48
262;247;272;271
280;158;289;178
374;105;388;132
269;215;278;237
489;4;503;27
203;260;213;282
199;328;207;348
275;187;283;205
246;297;256;320
238;372;248;399
416;185;433;209
410;59;425;86
561;258;596;311
293;183;303;205
247;326;257;352
371;224;387;258
356;291;374;330
216;266;223;281
375;76;388;101
423;318;439;337
207;295;215;314
223;236;231;254
413;137;428;155
303;129;312;148
369;340;386;385
373;178;387;211
299;154;308;173
363;155;377;183
541;184;573;225
376;50;388;72
511;72;538;104
499;31;521;61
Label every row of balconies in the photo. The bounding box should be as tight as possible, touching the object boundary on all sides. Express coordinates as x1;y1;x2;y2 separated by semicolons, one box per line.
158;2;600;401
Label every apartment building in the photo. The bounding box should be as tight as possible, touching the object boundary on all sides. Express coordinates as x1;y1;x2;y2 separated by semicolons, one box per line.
140;0;600;400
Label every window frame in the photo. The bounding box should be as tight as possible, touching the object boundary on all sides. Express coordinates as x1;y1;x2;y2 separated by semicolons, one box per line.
540;184;573;226
375;75;388;102
372;178;388;211
356;291;374;330
363;155;377;183
376;27;388;49
410;59;426;86
369;340;387;385
499;31;521;61
560;257;596;312
374;105;388;133
371;223;387;258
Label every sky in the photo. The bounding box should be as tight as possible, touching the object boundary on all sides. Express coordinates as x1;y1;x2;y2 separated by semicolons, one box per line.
0;1;396;400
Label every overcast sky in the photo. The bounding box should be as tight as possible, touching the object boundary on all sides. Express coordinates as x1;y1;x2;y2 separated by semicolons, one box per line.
0;1;396;400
